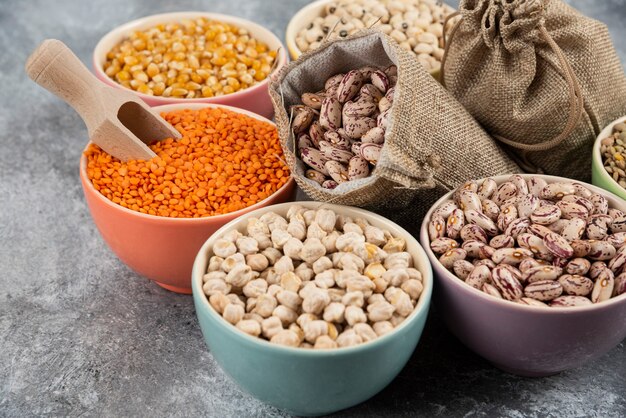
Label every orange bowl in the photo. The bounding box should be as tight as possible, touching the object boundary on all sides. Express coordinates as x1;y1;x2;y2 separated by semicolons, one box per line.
79;103;296;294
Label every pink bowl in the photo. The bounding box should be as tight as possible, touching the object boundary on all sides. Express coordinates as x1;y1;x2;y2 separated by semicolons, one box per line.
419;174;626;376
92;12;287;119
80;103;296;294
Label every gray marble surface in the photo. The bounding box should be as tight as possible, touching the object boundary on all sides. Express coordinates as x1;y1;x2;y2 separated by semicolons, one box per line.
1;0;625;416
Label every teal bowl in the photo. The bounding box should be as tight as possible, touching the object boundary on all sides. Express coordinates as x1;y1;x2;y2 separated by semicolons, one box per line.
192;202;433;416
592;115;626;200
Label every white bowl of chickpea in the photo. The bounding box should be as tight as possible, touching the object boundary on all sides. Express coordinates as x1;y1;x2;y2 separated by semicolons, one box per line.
93;11;287;118
191;201;433;415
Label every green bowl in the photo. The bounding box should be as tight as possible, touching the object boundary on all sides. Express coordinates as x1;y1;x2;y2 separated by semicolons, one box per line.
592;115;626;200
192;202;433;416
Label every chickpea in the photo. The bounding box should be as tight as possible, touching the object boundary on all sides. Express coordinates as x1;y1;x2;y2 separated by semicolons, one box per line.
203;206;423;349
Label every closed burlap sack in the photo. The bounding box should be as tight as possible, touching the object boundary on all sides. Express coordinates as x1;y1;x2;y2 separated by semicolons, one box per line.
442;0;626;181
269;30;518;222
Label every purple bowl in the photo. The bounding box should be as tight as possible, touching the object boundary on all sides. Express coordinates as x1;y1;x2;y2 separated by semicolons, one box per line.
419;174;626;377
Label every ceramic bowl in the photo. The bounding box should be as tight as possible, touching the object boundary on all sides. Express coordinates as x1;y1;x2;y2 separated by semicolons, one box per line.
192;202;433;416
93;12;287;119
285;0;441;79
592;115;626;200
420;174;626;377
80;103;296;294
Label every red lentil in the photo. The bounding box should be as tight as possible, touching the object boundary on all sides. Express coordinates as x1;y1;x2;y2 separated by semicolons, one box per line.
85;107;289;218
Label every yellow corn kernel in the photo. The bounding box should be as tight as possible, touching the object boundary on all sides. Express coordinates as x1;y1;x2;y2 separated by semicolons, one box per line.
239;73;253;85
132;71;149;83
185;81;202;91
103;17;276;96
211;56;227;66
171;88;188;96
201;86;214;97
152;82;166;95
172;42;185;53
146;62;159;78
220;69;237;78
123;56;139;66
115;70;131;82
176;74;190;84
137;84;153;95
188;55;200;69
132;39;146;50
105;65;120;77
226;77;240;89
196;69;210;80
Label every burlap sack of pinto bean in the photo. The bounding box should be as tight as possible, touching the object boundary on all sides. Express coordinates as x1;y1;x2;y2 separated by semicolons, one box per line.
269;30;518;215
441;0;626;181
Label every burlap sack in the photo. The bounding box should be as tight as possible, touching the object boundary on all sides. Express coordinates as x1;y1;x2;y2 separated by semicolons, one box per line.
269;30;518;219
442;0;626;181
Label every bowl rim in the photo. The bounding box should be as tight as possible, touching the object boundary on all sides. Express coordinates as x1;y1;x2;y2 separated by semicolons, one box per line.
592;115;626;198
192;201;434;355
80;102;295;224
92;11;288;103
284;0;443;77
284;0;330;59
420;173;626;313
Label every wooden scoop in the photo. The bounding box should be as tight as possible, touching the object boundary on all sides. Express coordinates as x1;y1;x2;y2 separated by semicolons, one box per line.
25;39;181;162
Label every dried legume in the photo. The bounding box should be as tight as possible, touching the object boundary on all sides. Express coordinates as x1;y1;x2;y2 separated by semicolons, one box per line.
103;18;277;97
295;65;397;188
600;122;626;188
203;206;424;348
85;107;289;218
295;0;457;72
429;176;626;307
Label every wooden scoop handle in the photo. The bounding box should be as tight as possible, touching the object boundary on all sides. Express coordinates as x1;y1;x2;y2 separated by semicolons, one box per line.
26;39;106;129
26;39;103;123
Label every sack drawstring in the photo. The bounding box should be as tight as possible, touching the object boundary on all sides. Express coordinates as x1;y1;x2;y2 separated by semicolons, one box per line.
441;7;584;152
440;10;462;86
